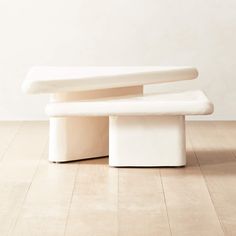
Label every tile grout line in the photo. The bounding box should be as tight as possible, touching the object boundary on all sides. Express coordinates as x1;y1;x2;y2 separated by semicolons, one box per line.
63;162;80;236
188;129;226;235
0;121;24;162
7;134;49;236
159;169;172;236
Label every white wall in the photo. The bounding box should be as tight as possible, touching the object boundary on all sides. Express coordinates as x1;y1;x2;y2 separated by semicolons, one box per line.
0;0;236;120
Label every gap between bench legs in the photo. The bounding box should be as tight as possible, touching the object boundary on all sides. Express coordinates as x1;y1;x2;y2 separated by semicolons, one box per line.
109;115;186;167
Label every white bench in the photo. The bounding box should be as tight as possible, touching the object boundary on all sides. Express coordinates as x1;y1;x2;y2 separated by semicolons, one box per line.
22;66;213;166
46;90;213;166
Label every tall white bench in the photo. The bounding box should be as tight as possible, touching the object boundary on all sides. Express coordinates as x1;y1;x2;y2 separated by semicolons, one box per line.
22;66;213;166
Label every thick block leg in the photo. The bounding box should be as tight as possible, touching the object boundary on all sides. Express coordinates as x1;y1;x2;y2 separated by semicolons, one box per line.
48;86;142;162
49;116;108;162
109;115;186;167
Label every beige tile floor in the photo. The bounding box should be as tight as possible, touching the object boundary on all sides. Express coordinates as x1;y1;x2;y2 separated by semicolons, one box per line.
0;121;236;236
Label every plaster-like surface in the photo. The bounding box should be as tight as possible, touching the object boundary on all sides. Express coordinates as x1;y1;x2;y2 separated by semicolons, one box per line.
46;90;213;117
22;66;198;93
109;116;186;166
48;86;143;162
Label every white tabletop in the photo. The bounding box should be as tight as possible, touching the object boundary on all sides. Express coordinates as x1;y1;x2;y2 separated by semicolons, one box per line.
46;90;213;117
22;66;198;94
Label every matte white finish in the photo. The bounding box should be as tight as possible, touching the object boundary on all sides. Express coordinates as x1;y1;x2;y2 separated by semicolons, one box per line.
109;116;186;167
49;117;108;162
21;66;213;166
48;86;143;162
46;90;213;117
22;66;198;94
46;89;213;166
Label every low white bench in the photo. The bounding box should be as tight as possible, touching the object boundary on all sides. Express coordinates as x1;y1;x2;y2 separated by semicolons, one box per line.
22;66;213;166
46;90;213;166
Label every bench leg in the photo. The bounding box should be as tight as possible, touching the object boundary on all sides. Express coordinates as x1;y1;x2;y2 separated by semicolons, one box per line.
49;116;108;162
48;86;143;162
109;115;186;167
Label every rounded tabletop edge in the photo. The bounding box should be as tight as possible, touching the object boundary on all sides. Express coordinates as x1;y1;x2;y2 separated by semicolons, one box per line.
22;66;198;94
